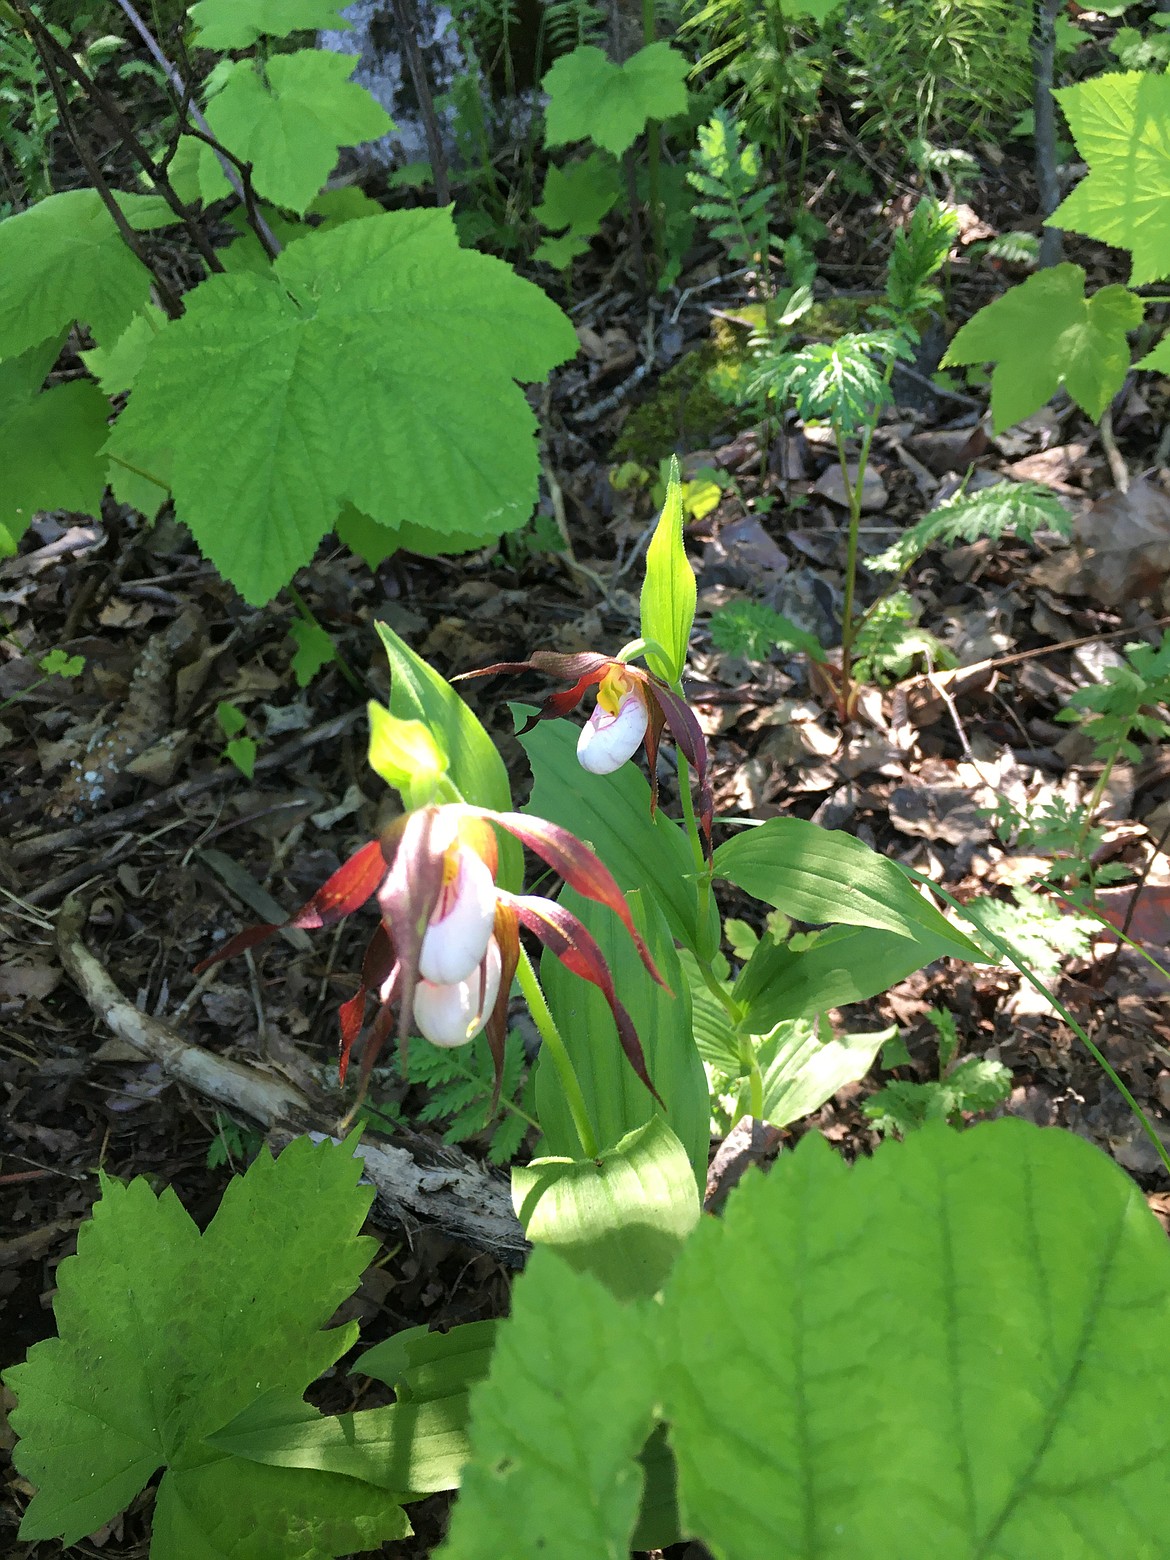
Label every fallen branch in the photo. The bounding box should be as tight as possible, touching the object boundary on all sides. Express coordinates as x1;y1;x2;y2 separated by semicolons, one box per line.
57;895;529;1265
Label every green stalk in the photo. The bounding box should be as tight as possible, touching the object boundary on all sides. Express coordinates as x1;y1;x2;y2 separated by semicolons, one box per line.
515;944;600;1158
642;0;663;269
834;427;866;715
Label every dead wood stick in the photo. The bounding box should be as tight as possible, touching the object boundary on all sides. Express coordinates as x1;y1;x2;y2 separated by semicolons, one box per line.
12;709;363;866
57;896;528;1264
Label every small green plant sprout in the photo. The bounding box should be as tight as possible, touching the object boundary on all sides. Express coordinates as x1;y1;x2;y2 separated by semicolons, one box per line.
216;700;257;779
205;1109;265;1170
863;1008;1011;1138
287;616;338;688
686;108;778;299
0;644;85;716
708;599;826;663
849;590;954;687
1110;16;1170;73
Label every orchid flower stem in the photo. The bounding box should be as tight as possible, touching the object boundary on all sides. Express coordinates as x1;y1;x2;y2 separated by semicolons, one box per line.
515;944;600;1159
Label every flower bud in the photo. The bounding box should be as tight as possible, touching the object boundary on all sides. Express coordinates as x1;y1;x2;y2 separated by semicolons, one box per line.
413;937;502;1047
577;689;649;774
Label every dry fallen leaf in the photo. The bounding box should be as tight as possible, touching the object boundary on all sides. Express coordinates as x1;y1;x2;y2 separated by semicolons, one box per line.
1072;478;1170;606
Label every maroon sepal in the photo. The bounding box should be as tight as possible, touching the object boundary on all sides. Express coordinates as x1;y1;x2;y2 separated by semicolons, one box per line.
487;899;521;1112
492;811;668;992
338;924;396;1084
653;684;714;852
510;893;664;1108
454;652;613;732
194;837;388;975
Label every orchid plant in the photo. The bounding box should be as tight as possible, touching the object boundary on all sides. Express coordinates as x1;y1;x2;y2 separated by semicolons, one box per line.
200;458;986;1247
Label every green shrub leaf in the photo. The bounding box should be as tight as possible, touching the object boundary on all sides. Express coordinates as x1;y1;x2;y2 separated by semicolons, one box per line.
4;1136;389;1553
662;1120;1170;1556
438;1248;660;1560
1053;70;1170;284
542;43;690;158
942;263;1142;430
190;0;351;48
195;53;392;216
0;342;109;551
0;191;168;356
106;211;577;604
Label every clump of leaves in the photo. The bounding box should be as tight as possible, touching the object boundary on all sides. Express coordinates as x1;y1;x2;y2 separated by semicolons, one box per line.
852;591;954;684
864;1009;1011;1137
869;479;1070;576
876;196;959;326
708;600;826;662
748;328;912;433
370;1032;537;1166
686;108;776;290
1060;634;1170;765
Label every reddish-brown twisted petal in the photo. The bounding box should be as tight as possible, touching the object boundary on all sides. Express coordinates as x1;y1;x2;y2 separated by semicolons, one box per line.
640;696;668;818
193;838;387;975
452;652;616;733
510;893;663;1108
338;924;397;1083
490;812;668;991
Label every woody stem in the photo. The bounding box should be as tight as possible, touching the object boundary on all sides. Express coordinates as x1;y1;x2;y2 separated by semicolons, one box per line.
515;945;600;1159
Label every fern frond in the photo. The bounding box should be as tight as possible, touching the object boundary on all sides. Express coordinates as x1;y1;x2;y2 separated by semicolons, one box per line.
869;480;1070;575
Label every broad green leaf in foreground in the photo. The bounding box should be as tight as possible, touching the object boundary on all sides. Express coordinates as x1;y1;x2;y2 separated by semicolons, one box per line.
196;53;392;215
0;190;168;356
942;263;1142;430
1052;70;1170;285
542;43;690;158
0;340;109;551
438;1248;659;1560
662;1120;1170;1557
106;210;577;604
190;0;350;48
713;817;983;962
3;1137;401;1557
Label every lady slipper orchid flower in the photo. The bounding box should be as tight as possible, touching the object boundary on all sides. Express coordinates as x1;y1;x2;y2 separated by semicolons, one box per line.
457;651;713;850
195;803;667;1107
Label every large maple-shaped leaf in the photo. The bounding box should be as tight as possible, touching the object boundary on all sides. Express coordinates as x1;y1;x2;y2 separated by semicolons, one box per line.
0;190;174;356
542;43;690;157
190;0;350;48
943;263;1142;430
196;52;392;215
106;209;577;604
438;1249;659;1559
3;1136;402;1556
1052;70;1170;284
0;338;110;550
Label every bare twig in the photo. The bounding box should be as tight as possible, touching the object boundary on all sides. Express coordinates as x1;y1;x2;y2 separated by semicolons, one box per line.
57;895;528;1261
387;0;451;205
1098;404;1131;493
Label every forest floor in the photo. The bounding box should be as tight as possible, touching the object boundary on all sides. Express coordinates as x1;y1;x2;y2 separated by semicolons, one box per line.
4;134;1170;1558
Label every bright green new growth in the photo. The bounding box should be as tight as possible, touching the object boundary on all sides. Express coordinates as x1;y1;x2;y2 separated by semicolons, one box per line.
533;153;621;268
943;263;1142;431
1058;632;1170;763
869;479;1071;574
443;1121;1170;1556
542;42;690;158
191;52;392;216
438;1249;660;1560
189;0;351;48
1053;70;1170;285
708;600;826;661
107;210;578;604
3;1136;406;1557
374;1032;537;1165
880;196;959;323
640;455;696;684
864;1009;1011;1137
